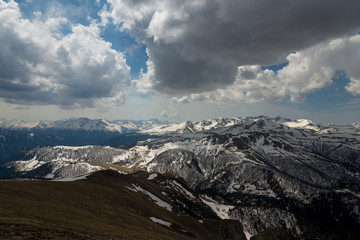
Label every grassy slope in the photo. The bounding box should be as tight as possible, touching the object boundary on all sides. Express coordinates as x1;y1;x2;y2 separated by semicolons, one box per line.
0;170;243;240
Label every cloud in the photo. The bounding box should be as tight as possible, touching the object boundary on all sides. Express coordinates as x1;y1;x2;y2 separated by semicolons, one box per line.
191;35;360;103
172;96;190;104
191;65;281;103
0;0;131;109
346;78;360;96
106;0;360;95
160;109;180;119
125;43;141;56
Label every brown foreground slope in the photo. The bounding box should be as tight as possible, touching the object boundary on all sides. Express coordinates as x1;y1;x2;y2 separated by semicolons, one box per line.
0;170;245;240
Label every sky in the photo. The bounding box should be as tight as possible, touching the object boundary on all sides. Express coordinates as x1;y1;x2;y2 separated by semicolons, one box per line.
0;0;360;124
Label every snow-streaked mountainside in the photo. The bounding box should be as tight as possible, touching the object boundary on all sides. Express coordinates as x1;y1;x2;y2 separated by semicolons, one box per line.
1;115;358;135
143;116;360;136
3;116;360;180
142;116;243;135
1;116;360;239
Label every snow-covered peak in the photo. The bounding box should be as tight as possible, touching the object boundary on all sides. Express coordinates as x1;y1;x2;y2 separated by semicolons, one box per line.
143;116;336;136
283;119;314;127
141;122;190;135
142;117;244;135
0;118;39;129
192;117;242;131
111;119;169;131
220;117;285;135
282;119;320;131
353;121;360;129
142;116;359;138
36;120;55;129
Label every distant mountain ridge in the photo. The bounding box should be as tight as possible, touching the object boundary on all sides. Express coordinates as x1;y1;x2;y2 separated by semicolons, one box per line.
2;116;359;135
143;116;360;136
1;116;359;162
0;117;169;161
0;117;169;134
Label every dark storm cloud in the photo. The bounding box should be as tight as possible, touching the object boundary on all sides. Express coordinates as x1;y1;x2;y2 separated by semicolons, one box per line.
108;0;360;95
145;43;237;94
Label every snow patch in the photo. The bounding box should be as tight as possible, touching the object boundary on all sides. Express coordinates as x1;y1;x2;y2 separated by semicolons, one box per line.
171;180;196;199
112;150;132;162
244;231;254;240
334;188;360;199
53;145;92;150
14;157;45;171
52;173;90;182
283;119;320;131
149;217;171;227
147;173;158;180
128;184;172;211
201;196;234;219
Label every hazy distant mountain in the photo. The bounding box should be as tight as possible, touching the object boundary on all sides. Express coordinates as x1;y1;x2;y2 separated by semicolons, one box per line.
0;117;168;133
0;117;168;161
2;116;360;239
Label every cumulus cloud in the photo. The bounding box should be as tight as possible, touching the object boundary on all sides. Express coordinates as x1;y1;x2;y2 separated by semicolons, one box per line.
346;78;360;96
172;96;190;104
191;35;360;103
106;0;360;95
0;0;131;109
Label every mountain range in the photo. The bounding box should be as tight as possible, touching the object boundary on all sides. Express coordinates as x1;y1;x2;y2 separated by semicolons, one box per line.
0;118;170;133
0;118;169;161
1;116;360;239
